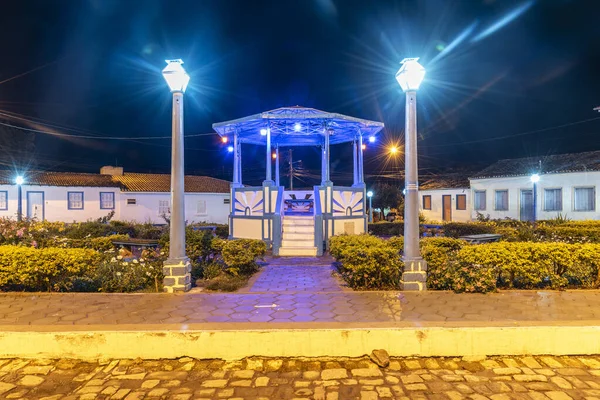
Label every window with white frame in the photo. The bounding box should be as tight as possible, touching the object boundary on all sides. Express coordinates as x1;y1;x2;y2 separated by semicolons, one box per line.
544;188;562;211
474;190;486;211
574;187;595;211
100;192;115;209
197;200;207;215
494;190;509;211
0;191;7;210
158;200;170;215
68;192;84;210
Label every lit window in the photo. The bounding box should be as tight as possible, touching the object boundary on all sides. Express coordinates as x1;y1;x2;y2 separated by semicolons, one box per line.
100;192;115;209
474;190;486;211
0;191;7;210
456;194;467;210
422;195;432;210
495;190;508;211
544;189;562;211
574;187;595;211
158;200;170;215
68;192;84;210
197;200;207;214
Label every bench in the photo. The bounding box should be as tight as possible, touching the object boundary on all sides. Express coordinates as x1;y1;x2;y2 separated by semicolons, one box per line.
458;234;502;244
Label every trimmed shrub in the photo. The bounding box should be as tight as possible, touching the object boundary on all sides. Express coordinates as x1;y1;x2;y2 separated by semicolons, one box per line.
331;234;402;290
54;234;130;252
95;252;163;293
368;222;404;236
442;222;495;238
220;239;267;276
0;246;102;292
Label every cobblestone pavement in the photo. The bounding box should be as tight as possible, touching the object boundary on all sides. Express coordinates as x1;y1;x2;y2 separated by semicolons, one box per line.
1;355;600;399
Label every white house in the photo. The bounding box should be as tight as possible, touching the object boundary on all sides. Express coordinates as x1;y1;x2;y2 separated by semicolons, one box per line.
419;177;471;222
0;166;231;224
470;151;600;221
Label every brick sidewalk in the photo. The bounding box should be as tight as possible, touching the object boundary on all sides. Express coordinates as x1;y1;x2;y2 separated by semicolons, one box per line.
1;355;600;399
0;255;599;328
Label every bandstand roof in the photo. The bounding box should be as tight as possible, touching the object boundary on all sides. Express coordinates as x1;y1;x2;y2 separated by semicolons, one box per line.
212;106;384;146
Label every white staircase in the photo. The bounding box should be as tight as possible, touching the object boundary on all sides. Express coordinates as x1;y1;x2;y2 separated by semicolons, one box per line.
279;216;318;256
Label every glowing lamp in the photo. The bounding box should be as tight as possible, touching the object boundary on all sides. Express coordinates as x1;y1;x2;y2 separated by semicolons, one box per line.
294;123;302;132
272;153;277;159
389;146;398;155
15;176;24;185
367;191;373;198
227;146;234;153
530;174;540;183
260;128;268;136
162;59;190;93
369;136;376;143
395;58;426;92
361;144;366;151
221;137;228;143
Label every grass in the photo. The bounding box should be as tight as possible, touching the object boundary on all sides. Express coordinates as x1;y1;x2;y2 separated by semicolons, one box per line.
195;272;252;292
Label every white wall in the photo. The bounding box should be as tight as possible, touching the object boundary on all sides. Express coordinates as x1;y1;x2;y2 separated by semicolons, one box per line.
470;171;600;221
118;192;230;224
0;185;231;225
0;185;120;222
419;188;471;223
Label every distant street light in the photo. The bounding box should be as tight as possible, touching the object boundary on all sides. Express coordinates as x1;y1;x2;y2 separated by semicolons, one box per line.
15;175;24;222
396;57;426;291
162;59;191;292
389;146;399;155
227;145;234;152
369;136;376;143
367;190;374;223
530;173;540;224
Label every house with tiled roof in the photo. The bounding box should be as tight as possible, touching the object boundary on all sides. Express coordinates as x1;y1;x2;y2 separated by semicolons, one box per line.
0;166;231;224
419;174;471;222
470;151;600;221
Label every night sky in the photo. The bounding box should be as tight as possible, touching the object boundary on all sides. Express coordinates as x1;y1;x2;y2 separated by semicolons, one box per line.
0;0;599;188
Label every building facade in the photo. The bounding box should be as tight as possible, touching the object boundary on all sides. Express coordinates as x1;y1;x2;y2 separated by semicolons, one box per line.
470;150;600;222
0;167;231;224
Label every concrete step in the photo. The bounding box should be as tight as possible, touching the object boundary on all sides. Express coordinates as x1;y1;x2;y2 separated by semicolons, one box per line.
283;218;314;226
279;246;318;257
282;240;314;248
283;225;314;234
282;232;314;241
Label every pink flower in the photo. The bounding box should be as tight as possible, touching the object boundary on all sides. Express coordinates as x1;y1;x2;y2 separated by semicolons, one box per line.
16;228;24;237
32;241;38;248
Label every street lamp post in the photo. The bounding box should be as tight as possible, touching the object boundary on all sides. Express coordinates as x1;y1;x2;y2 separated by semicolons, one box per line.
530;174;540;225
396;57;427;291
15;176;24;222
367;191;373;223
161;59;191;293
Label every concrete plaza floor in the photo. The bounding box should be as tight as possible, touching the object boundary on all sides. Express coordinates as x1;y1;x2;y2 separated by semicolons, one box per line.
0;256;599;359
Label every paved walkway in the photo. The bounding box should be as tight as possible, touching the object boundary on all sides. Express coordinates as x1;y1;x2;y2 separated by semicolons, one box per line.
1;355;600;399
0;256;599;328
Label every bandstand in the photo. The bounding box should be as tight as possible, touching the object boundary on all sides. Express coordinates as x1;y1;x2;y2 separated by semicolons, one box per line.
213;107;384;256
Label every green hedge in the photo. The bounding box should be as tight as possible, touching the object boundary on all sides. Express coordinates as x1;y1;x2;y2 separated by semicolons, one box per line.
331;234;600;293
368;222;404;236
0;246;102;292
441;222;496;238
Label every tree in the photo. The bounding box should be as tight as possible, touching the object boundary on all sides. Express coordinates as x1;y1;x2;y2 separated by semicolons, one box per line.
371;183;403;215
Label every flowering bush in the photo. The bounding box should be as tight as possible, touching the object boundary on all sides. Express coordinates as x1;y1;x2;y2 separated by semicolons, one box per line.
95;248;164;292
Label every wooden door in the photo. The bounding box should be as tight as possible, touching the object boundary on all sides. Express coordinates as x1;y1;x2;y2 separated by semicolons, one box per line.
442;195;452;221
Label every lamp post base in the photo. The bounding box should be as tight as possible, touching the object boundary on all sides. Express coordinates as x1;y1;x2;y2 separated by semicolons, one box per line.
401;257;427;291
162;258;191;293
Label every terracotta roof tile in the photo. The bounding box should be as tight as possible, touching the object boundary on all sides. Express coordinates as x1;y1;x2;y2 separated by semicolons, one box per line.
472;150;600;179
113;173;230;193
0;170;231;193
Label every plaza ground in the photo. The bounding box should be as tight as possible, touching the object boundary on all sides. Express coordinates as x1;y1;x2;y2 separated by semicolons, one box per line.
1;355;600;399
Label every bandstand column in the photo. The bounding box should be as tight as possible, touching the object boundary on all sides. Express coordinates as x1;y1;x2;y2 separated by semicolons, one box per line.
237;138;242;185
353;139;358;186
233;133;240;185
275;145;280;187
357;133;365;186
322;128;332;185
265;128;273;184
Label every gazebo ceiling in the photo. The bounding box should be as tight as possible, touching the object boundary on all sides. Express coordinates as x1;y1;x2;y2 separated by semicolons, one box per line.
212;106;384;146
